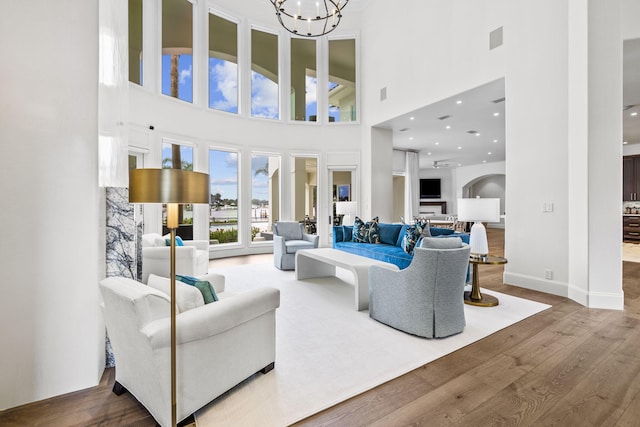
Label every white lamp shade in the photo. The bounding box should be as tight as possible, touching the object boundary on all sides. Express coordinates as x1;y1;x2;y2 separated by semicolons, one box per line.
336;201;357;226
457;198;500;257
336;201;357;215
456;198;500;223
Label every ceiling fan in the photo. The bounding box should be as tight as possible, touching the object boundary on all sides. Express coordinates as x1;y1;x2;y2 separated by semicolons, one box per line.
432;160;450;168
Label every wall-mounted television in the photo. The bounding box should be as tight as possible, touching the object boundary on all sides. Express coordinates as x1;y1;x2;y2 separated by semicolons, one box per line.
420;178;441;199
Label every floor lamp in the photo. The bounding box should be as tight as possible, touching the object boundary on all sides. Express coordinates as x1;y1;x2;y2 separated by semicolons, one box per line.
129;168;209;427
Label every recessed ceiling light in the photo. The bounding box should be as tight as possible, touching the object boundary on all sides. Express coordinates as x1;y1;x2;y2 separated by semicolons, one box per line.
446;125;451;129
493;139;498;143
458;163;462;167
427;152;432;155
475;133;481;136
435;142;440;145
623;141;628;144
632;112;638;116
483;160;487;163
409;116;415;120
456;100;462;104
488;152;492;155
457;146;462;150
409;137;413;140
493;112;500;116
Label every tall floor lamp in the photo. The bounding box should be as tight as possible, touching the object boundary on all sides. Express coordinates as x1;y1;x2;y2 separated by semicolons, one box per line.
129;168;209;427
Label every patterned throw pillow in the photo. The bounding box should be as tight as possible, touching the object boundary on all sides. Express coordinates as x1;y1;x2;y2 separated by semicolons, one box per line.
402;218;431;254
352;216;381;244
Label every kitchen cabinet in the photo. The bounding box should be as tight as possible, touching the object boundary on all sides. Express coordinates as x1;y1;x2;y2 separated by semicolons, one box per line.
624;215;640;242
623;155;640;201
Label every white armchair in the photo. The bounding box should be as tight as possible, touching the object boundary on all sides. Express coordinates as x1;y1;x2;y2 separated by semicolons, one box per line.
273;221;319;270
141;233;209;283
99;273;280;427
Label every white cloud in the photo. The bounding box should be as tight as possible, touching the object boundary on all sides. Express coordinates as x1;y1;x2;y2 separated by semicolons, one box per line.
179;64;192;85
210;60;238;110
224;152;238;168
251;71;279;119
305;76;317;106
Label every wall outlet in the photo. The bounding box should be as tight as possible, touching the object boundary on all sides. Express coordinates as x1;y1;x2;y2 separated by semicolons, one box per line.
544;269;553;280
543;202;554;213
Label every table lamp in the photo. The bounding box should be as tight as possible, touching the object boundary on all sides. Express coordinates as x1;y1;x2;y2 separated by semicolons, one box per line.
336;201;357;226
457;198;500;257
129;168;209;427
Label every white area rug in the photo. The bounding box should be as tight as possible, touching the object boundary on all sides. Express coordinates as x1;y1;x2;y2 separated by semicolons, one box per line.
623;242;640;263
195;262;550;427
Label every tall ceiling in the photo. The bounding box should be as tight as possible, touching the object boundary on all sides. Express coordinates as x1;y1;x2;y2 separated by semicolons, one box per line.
376;39;640;170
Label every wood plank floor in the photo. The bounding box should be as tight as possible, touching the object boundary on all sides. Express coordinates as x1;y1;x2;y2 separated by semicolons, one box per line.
2;229;639;427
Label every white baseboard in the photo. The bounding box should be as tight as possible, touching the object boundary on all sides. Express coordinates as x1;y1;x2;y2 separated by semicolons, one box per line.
503;272;568;298
504;272;624;310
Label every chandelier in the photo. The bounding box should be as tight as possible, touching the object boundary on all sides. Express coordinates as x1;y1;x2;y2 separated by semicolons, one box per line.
269;0;350;38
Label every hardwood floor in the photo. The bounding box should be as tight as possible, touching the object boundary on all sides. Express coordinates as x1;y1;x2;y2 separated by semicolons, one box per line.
2;229;639;427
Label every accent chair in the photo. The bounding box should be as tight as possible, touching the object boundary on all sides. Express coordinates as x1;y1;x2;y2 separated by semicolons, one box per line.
368;237;471;338
272;221;319;270
141;233;209;283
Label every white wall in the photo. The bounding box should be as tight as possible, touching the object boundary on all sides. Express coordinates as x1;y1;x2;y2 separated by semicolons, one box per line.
360;1;623;308
0;1;104;410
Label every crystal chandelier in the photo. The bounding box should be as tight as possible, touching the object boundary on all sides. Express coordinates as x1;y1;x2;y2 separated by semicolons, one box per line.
269;0;350;38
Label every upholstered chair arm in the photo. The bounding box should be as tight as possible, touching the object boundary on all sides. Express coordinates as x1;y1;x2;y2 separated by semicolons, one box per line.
142;287;280;349
198;272;225;293
273;235;287;257
303;233;319;247
142;246;198;260
184;240;209;251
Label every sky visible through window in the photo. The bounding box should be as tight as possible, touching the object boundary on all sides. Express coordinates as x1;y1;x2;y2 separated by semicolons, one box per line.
162;54;341;121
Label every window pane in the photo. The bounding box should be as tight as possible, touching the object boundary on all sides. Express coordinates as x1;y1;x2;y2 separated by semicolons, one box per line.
162;0;193;103
251;29;279;119
290;38;317;122
328;39;356;122
128;0;143;85
209;149;239;244
209;13;238;113
251;154;280;242
161;142;194;237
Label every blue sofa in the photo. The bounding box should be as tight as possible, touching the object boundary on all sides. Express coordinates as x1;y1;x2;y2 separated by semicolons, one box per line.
332;223;470;270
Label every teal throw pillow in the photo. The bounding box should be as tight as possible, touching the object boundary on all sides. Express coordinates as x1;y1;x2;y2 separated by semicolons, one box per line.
352;216;380;244
176;274;218;303
165;236;185;246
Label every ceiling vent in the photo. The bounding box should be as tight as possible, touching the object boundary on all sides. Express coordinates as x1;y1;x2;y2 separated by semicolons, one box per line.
399;128;410;132
492;97;506;104
437;115;452;120
467;130;478;135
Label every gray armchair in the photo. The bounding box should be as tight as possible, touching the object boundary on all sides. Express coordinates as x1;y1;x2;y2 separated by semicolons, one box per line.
369;237;471;338
273;221;319;270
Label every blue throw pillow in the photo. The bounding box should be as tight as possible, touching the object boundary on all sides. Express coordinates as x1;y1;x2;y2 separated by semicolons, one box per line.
430;227;455;236
402;219;431;254
352;216;380;244
176;274;218;303
165;236;185;246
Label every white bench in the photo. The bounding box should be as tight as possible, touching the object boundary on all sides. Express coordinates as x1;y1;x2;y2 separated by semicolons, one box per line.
295;248;399;311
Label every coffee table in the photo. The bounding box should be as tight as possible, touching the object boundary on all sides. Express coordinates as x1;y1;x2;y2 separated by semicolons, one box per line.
465;255;507;307
295;248;399;311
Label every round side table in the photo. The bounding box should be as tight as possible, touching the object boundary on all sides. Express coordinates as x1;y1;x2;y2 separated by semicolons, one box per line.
465;255;507;307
